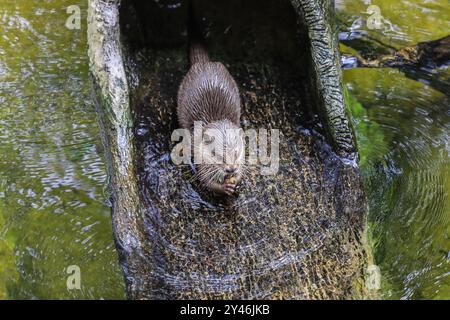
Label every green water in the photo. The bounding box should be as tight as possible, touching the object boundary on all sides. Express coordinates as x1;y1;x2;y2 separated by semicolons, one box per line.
338;0;449;299
0;0;124;299
0;0;448;300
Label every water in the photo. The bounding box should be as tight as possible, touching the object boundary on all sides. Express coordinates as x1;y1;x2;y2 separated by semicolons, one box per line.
0;0;448;300
338;0;450;299
0;0;124;299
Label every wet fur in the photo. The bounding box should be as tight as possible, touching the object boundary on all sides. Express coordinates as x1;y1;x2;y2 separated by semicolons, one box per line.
177;62;241;129
177;14;243;195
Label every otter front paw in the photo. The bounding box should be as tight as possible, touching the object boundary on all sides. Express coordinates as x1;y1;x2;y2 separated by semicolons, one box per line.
208;181;237;196
222;183;237;196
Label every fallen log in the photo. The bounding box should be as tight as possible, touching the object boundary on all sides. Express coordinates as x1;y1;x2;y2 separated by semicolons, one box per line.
88;0;371;299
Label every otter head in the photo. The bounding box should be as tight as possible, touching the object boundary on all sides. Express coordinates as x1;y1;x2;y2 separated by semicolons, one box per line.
195;120;244;196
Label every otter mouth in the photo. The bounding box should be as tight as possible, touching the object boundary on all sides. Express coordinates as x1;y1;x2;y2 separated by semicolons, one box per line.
197;164;242;184
89;0;366;299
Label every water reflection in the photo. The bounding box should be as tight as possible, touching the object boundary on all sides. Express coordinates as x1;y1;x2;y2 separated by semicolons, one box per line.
337;0;450;46
0;0;124;299
339;0;449;299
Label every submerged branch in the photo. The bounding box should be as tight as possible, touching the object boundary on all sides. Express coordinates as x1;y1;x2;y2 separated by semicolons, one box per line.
343;35;450;69
341;35;450;95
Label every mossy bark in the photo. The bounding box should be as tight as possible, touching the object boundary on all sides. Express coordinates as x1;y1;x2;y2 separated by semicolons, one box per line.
292;0;357;158
87;0;151;296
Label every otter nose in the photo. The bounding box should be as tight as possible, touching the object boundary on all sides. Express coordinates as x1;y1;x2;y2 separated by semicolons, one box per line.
225;165;238;174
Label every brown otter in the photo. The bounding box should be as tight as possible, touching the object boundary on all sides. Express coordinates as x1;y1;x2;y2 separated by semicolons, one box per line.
177;10;244;196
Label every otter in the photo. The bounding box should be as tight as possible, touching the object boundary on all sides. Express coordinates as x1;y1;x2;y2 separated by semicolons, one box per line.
177;11;244;196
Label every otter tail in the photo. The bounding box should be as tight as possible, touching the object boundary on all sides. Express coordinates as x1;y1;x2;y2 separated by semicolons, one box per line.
190;43;209;65
188;1;209;65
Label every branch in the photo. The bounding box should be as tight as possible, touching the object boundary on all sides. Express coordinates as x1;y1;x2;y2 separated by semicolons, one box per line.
344;35;450;69
341;35;450;95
